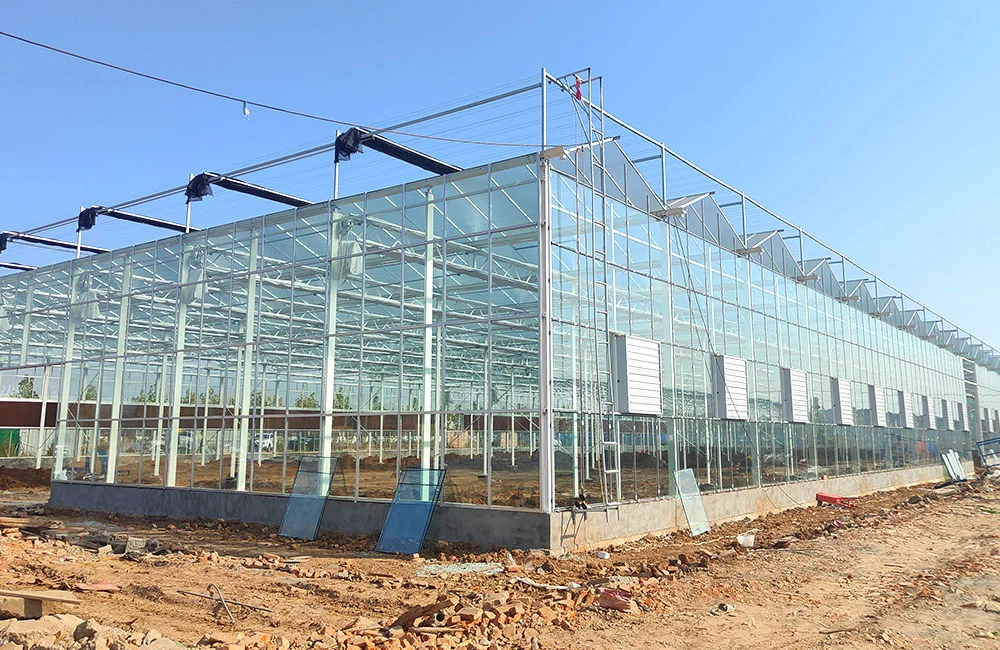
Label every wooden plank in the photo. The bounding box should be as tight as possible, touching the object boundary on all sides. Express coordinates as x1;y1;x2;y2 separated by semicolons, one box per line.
0;590;81;604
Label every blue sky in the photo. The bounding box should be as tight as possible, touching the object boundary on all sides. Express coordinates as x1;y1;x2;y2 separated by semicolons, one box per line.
2;2;998;344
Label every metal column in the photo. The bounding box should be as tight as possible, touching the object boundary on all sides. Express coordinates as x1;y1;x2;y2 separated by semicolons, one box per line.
538;159;555;513
105;260;131;483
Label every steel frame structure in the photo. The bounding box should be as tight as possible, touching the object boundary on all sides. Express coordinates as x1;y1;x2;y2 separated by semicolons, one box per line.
0;69;997;518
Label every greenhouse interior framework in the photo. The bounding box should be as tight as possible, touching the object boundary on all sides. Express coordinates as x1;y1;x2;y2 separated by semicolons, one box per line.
0;69;997;549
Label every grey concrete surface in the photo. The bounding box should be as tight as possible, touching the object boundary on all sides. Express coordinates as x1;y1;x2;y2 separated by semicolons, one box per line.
48;482;550;549
48;461;968;553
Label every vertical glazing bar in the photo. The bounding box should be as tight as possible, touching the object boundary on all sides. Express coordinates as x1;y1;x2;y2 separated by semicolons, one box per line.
200;369;210;467
18;277;34;366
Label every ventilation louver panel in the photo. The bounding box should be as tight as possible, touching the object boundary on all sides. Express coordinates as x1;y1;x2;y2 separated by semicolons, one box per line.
610;335;662;415
781;368;809;423
899;391;913;429
714;355;749;420
831;377;853;426
869;385;886;427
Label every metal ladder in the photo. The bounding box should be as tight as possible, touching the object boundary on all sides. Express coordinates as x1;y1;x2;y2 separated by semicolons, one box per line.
582;72;621;508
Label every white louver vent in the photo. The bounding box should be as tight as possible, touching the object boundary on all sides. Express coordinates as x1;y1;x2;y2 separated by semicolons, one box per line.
781;368;809;423
956;401;967;432
713;355;748;420
831;377;853;426
921;395;931;428
899;391;913;429
984;408;992;434
869;385;886;427
610;334;662;415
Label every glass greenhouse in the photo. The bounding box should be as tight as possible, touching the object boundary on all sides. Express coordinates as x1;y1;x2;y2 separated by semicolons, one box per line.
1;71;997;523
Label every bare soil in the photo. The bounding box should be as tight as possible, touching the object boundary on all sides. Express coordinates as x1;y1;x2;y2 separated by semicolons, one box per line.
0;466;50;490
3;474;1000;649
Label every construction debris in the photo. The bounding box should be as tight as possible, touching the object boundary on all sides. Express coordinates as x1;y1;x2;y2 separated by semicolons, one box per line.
3;473;1000;649
816;492;855;508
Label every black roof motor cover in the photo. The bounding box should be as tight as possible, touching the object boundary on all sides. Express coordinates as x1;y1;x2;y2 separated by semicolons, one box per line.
185;173;215;203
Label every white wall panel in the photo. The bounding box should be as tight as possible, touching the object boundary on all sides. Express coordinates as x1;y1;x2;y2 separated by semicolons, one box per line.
714;355;748;420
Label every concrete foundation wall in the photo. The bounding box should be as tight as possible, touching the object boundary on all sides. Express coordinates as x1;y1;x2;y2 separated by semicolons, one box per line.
48;482;550;550
548;462;965;553
50;462;968;553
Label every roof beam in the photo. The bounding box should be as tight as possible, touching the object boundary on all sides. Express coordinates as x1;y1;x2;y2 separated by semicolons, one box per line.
0;232;109;255
186;173;311;208
0;261;36;271
335;128;462;176
78;207;198;234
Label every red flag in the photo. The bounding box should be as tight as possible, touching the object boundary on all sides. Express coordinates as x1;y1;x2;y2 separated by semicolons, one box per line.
574;76;583;100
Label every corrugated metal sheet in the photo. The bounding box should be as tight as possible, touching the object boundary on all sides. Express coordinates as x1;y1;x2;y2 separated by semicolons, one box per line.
921;395;931;428
940;399;952;431
899;391;913;429
714;355;748;420
611;334;662;416
781;368;809;423
831;377;853;426
984;408;992;434
869;385;886;427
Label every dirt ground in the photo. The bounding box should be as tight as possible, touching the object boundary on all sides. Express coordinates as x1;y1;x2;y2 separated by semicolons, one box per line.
4;471;1000;649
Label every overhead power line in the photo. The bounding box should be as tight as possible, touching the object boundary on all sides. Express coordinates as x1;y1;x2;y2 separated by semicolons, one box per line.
0;29;547;148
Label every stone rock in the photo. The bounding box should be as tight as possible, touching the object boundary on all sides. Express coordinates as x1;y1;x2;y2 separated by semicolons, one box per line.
143;638;183;650
0;615;86;646
199;631;241;646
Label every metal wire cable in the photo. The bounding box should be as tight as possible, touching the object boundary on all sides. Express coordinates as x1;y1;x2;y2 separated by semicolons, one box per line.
0;29;547;148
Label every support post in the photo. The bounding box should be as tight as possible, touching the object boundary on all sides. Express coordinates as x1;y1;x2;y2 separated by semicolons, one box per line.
236;232;259;491
152;356;167;477
105;260;131;483
185;174;193;233
320;206;342;481
53;272;80;478
420;191;435;470
165;251;190;487
538;159;555;513
35;367;50;470
333;130;341;200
